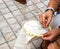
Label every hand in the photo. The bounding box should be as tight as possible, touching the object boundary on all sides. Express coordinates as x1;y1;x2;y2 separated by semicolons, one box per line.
39;10;53;28
42;28;60;41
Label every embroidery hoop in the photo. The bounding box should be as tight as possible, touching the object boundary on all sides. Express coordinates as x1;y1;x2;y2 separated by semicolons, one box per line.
23;20;52;43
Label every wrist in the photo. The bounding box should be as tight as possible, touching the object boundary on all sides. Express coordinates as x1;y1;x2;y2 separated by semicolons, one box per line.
45;7;55;15
46;10;54;15
45;10;54;17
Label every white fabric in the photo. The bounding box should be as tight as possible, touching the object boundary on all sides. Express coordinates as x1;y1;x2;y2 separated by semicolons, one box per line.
14;14;60;49
14;28;42;49
14;20;46;49
24;20;48;35
23;20;48;43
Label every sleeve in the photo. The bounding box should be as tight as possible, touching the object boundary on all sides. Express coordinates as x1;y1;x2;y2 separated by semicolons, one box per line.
50;13;60;28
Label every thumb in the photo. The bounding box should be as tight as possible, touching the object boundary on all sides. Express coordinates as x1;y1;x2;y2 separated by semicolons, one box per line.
42;32;51;40
43;32;50;37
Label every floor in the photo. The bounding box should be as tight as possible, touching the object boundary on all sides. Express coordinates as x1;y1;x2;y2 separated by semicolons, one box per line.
0;0;49;49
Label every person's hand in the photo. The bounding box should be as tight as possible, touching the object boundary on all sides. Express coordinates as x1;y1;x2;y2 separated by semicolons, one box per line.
42;28;60;41
39;10;53;28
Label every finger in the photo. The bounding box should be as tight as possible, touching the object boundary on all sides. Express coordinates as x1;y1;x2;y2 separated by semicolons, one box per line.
46;17;52;27
42;34;55;41
42;15;46;28
39;15;43;24
42;36;52;41
42;37;50;41
43;32;50;37
42;32;51;40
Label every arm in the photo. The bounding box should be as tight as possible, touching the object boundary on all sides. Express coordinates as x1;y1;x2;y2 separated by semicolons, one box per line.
39;0;60;27
48;0;60;11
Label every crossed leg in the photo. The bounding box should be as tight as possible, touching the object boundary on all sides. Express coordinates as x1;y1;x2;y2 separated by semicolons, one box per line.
48;38;60;49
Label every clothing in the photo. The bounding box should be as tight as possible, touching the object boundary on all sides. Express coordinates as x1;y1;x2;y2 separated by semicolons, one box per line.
14;28;42;49
50;13;60;28
57;12;60;14
13;13;60;49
